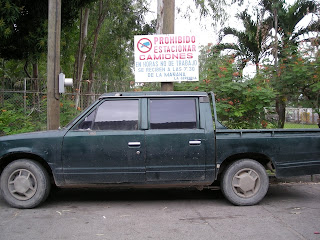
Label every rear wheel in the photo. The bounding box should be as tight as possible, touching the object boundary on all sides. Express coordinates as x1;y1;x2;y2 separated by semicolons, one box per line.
0;159;51;209
221;159;269;206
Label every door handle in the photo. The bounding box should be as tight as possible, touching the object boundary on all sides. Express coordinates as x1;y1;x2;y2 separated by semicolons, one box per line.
128;142;141;147
189;140;201;145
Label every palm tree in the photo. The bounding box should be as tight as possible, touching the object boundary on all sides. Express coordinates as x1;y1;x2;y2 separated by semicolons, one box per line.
217;10;271;74
217;0;318;128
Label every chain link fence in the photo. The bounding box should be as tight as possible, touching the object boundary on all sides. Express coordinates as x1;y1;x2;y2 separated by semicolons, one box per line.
0;78;319;135
0;78;101;135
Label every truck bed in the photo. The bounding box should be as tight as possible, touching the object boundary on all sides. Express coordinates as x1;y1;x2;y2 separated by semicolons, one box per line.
215;128;320;177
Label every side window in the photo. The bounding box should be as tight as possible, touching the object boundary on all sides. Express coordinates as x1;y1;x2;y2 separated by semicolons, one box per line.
92;100;139;130
149;99;197;129
74;110;96;130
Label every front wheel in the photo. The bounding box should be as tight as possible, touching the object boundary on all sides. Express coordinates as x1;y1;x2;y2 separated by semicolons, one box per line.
221;159;269;206
0;159;51;209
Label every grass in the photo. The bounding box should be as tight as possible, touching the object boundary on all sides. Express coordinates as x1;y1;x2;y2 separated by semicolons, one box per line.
284;123;319;129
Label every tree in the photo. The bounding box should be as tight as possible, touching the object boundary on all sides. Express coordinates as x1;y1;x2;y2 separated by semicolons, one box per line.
175;45;275;129
218;10;271;74
74;7;90;109
0;0;95;77
262;0;319;127
284;45;320;120
73;0;154;109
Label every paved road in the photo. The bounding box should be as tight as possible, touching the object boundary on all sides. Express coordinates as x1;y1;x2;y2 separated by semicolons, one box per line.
0;183;320;240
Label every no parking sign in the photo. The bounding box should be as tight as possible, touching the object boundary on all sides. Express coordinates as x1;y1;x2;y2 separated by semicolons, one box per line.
137;38;152;53
134;34;199;83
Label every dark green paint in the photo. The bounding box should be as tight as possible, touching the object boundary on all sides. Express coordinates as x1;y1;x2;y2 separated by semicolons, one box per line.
216;129;320;177
62;130;146;183
145;129;206;181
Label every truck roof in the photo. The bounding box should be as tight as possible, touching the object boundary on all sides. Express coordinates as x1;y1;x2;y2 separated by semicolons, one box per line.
99;91;208;99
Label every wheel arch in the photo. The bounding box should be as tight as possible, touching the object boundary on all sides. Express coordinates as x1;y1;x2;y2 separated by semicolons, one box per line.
216;152;275;181
0;152;55;185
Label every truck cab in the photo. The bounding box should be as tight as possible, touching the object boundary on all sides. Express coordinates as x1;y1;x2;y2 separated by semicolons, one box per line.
61;91;215;185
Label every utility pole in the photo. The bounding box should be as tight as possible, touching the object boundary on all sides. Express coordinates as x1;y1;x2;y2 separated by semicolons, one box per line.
47;0;61;130
158;0;175;91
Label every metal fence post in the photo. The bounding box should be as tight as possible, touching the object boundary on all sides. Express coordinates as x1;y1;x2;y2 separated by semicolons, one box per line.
24;78;27;113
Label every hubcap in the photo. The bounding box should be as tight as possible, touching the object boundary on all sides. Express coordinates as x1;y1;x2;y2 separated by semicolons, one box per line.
232;168;260;198
8;169;37;201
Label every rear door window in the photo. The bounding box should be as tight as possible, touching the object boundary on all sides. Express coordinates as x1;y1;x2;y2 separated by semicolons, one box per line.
149;99;197;129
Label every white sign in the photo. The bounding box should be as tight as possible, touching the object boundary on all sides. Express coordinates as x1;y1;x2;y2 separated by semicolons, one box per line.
134;34;199;83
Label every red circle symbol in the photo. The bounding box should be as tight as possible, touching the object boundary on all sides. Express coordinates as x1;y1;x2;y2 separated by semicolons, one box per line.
137;38;152;53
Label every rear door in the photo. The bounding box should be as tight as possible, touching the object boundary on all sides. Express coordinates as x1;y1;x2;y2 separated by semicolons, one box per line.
145;98;206;182
62;99;145;184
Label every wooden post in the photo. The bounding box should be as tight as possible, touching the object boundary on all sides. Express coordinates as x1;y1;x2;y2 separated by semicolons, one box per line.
160;0;175;91
47;0;61;130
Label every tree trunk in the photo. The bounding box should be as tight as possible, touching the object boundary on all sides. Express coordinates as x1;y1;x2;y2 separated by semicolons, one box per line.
87;0;108;102
273;7;278;73
273;5;285;128
32;63;38;79
276;96;286;128
255;8;266;76
24;60;31;78
75;8;90;109
255;60;259;75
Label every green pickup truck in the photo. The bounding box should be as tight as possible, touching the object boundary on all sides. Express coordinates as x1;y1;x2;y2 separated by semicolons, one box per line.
0;91;320;208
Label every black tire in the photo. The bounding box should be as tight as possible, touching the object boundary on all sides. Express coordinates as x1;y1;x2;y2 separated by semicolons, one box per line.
221;159;269;206
0;159;51;209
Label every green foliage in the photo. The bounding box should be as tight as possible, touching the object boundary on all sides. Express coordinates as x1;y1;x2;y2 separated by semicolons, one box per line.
84;0;155;93
216;0;320;128
1;0;319;134
59;97;82;127
0;0;95;61
0;102;37;136
260;44;320;113
0;93;84;135
175;46;275;129
290;49;320;115
218;9;269;71
0;0;156;135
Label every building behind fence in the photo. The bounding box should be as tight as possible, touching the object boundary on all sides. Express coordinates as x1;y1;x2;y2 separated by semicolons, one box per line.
0;78;319;135
286;108;319;125
265;107;319;127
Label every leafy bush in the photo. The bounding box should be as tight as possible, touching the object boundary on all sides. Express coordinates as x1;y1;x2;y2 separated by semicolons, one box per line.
0;103;37;136
0;95;82;135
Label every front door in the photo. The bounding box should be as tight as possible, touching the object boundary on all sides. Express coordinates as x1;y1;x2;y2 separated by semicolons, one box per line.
62;99;145;184
145;98;206;182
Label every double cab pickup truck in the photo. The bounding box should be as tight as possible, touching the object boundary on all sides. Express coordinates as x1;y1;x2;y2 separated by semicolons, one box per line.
0;91;320;208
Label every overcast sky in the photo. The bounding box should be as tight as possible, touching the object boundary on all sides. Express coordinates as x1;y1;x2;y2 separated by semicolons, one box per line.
145;0;316;46
146;0;219;46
